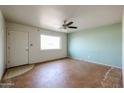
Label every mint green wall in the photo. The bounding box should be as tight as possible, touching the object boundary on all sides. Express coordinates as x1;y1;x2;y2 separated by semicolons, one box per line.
68;23;122;67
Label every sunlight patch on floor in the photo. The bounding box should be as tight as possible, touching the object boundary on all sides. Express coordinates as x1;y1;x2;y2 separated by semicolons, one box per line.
3;64;34;80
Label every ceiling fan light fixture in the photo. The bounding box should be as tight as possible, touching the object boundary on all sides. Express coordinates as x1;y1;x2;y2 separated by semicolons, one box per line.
62;20;78;30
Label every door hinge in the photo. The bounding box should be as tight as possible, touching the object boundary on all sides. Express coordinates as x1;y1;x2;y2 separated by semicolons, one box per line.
8;46;10;49
8;61;10;63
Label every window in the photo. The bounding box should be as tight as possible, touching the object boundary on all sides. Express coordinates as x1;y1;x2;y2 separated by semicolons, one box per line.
40;34;61;50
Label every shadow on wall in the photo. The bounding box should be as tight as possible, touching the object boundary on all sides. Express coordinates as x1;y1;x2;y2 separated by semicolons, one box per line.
0;10;6;80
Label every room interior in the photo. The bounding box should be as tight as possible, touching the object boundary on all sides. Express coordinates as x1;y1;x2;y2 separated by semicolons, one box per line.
0;5;123;88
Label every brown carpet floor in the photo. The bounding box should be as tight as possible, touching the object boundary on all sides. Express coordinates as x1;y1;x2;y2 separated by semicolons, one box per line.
0;58;122;88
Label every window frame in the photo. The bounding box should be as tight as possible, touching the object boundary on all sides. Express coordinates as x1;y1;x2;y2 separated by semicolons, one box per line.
40;34;62;50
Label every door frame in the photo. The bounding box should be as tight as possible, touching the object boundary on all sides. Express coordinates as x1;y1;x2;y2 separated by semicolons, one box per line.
7;30;29;68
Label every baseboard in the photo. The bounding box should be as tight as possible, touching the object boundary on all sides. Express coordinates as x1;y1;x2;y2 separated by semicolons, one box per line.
31;57;69;65
69;57;122;69
7;57;68;69
6;56;121;71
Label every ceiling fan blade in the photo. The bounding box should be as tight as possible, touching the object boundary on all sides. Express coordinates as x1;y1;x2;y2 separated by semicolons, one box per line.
68;26;78;29
66;21;73;26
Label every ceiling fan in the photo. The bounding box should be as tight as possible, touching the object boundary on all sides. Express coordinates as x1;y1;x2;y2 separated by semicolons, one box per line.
61;20;78;30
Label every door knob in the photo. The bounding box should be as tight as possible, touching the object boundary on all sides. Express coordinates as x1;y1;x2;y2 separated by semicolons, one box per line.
30;44;33;46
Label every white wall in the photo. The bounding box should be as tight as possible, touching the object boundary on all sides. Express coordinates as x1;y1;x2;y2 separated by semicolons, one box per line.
0;10;6;80
6;22;67;66
122;7;124;87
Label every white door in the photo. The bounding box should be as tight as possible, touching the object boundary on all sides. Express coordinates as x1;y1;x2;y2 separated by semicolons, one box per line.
7;31;29;67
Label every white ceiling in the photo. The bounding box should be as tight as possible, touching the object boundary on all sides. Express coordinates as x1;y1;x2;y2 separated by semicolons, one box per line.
0;5;123;33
